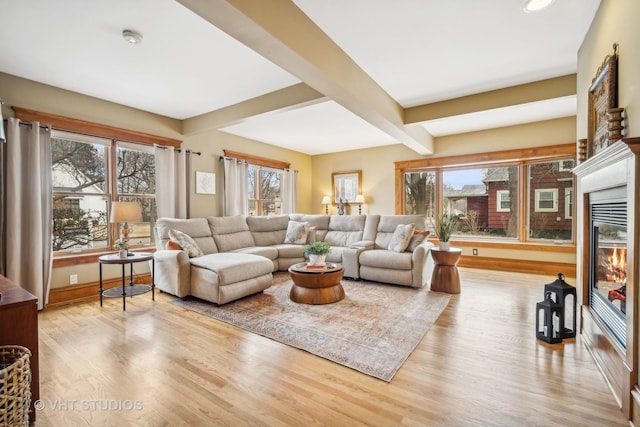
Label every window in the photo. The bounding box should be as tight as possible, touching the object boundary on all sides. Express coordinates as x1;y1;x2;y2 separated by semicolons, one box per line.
52;131;156;253
248;165;282;216
496;191;510;212
395;144;575;244
535;189;558;212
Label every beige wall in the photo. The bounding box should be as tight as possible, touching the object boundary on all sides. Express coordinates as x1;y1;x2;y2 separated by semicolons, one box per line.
577;0;639;140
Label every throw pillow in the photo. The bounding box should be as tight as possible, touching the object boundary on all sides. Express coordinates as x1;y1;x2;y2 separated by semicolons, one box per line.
406;229;430;251
307;226;318;244
388;223;415;253
165;240;183;251
168;229;204;258
284;221;309;244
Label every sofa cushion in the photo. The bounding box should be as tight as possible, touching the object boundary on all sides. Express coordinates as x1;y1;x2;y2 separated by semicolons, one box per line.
359;249;413;270
190;253;273;286
324;215;366;247
289;214;330;241
374;215;426;249
273;243;306;259
246;215;290;246
388;223;415;253
169;229;204;258
209;215;256;252
156;217;218;254
284;221;309;244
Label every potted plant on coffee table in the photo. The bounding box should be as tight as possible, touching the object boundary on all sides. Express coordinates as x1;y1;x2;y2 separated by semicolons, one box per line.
304;241;331;266
434;213;459;250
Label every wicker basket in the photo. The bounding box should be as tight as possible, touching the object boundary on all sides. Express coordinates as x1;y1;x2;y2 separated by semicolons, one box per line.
0;346;32;427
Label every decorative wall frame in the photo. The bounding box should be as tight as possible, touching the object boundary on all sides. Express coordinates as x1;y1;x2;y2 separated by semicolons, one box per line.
588;43;618;158
332;170;361;203
195;171;215;194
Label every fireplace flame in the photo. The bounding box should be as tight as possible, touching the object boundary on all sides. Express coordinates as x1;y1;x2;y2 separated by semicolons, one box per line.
604;246;627;284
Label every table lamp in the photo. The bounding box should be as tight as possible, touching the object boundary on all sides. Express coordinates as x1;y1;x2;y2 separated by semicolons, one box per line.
110;201;142;253
321;196;331;214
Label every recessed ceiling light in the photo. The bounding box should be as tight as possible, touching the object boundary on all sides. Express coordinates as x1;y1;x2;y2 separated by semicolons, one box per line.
122;29;143;45
523;0;555;13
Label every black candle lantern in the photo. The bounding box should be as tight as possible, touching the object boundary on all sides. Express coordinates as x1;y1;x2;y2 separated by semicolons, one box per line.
544;272;577;339
536;291;563;344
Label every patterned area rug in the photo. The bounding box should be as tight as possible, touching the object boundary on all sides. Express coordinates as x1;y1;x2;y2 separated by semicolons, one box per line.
172;273;450;381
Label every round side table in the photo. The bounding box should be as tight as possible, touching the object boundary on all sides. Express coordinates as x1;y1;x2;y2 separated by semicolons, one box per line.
430;247;462;294
98;252;155;311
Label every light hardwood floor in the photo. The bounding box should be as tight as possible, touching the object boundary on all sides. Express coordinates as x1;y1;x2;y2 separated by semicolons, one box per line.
34;268;628;426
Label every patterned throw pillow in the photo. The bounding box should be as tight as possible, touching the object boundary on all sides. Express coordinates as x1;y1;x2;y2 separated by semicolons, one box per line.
406;229;430;252
284;221;310;244
168;229;204;258
388;223;415;253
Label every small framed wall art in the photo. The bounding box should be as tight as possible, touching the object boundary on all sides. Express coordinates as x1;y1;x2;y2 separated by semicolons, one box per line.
195;171;216;195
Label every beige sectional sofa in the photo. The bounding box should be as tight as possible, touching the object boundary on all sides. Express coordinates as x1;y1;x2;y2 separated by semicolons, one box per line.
154;214;435;305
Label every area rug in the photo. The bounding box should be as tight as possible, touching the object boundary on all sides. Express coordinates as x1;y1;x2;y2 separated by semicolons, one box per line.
172;273;450;381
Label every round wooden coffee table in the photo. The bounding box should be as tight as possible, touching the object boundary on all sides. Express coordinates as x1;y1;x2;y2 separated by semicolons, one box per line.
288;262;345;304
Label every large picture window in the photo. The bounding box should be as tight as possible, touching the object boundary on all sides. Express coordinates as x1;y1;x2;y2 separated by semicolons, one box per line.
395;144;575;244
52;131;156;253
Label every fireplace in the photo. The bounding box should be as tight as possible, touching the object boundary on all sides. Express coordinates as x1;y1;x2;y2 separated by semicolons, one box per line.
574;138;640;419
590;192;627;347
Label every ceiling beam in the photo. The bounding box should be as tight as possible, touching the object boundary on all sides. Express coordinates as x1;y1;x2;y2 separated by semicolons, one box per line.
404;74;577;124
183;83;325;135
177;0;433;155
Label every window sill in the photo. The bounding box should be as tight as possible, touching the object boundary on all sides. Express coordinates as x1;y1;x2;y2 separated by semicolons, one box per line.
53;246;157;268
447;239;575;253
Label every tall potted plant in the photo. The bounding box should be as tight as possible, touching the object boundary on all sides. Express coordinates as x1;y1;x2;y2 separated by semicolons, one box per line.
304;241;331;266
434;213;459;250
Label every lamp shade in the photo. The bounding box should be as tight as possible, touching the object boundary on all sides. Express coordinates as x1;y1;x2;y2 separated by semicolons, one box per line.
110;201;142;224
354;194;365;204
321;196;331;205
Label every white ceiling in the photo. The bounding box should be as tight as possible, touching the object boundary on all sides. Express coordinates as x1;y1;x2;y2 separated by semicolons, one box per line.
0;0;601;155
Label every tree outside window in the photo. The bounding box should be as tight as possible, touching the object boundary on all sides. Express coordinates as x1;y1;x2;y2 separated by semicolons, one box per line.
248;165;282;216
51;132;156;252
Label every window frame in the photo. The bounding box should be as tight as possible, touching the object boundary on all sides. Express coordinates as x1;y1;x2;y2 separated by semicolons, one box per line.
394;143;576;246
51;131;158;254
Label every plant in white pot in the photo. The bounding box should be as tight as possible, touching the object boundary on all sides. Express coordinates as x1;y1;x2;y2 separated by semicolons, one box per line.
113;239;128;258
434;213;459;250
304;241;331;266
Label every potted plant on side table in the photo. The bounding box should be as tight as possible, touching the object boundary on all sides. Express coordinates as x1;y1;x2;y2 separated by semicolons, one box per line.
304;241;331;266
113;239;128;258
434;213;459;250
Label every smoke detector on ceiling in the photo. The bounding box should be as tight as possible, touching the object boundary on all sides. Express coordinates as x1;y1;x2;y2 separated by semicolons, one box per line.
122;29;143;45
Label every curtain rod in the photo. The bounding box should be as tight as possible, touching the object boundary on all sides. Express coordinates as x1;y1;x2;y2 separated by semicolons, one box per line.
17;121;51;131
156;146;201;156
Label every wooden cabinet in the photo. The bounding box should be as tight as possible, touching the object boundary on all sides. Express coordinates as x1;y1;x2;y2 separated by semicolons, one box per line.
0;275;39;423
